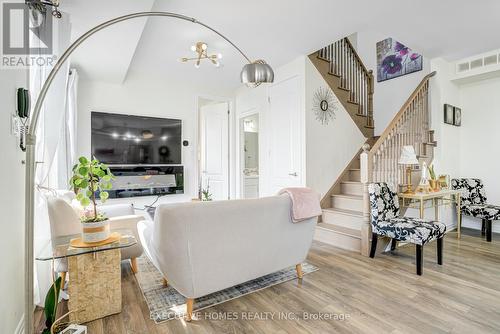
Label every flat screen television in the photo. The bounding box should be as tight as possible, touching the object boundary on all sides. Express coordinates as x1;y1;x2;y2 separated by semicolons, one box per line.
91;112;182;165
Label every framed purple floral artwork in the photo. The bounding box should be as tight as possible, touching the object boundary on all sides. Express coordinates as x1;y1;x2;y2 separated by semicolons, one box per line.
376;38;423;82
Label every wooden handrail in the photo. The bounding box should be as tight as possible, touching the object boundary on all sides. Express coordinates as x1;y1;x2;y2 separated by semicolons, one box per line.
343;37;371;76
368;71;436;156
317;37;374;126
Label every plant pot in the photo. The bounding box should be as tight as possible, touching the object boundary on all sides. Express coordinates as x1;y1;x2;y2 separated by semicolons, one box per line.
82;219;110;243
428;179;440;192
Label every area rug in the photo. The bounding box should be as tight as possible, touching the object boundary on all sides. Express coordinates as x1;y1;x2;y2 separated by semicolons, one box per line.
134;255;318;323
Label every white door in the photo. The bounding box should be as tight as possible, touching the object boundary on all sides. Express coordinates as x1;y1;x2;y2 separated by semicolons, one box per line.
267;76;303;194
200;102;229;200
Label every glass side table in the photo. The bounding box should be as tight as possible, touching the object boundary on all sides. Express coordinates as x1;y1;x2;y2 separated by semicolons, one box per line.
36;228;137;261
36;229;137;323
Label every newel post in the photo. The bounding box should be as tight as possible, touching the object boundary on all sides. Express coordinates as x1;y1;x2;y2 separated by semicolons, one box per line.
360;143;372;256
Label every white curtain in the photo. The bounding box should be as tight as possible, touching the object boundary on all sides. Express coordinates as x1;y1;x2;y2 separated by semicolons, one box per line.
30;11;73;305
57;69;79;188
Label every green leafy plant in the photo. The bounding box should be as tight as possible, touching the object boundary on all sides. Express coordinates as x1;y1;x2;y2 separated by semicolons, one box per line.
42;277;62;334
199;179;213;201
70;157;115;222
427;164;437;180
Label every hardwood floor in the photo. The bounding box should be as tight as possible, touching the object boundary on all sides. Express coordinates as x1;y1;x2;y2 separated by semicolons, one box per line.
36;228;500;333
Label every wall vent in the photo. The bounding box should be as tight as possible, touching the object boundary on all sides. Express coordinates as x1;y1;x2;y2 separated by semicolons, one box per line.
455;50;500;75
457;62;469;72
484;54;498;66
470;58;483;69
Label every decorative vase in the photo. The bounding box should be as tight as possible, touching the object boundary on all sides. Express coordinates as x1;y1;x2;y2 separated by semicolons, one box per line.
82;219;110;243
428;179;440;192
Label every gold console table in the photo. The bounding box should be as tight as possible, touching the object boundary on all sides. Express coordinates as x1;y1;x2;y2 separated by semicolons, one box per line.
398;189;462;238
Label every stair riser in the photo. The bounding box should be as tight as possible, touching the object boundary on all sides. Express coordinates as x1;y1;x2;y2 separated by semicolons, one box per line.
348;170;361;182
340;182;363;196
314;226;361;252
331;196;363;211
322;211;365;230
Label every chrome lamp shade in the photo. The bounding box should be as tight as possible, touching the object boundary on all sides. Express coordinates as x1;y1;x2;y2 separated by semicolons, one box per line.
240;60;274;86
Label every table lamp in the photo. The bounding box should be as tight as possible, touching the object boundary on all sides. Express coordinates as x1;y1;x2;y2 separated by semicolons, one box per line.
398;145;419;194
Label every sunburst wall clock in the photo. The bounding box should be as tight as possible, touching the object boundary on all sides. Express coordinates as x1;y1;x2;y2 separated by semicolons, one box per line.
312;86;338;125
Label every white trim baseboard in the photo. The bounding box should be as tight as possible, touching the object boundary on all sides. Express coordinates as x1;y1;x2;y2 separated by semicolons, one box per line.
15;313;24;334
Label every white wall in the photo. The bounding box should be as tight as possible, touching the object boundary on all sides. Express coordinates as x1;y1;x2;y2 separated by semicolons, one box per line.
235;56;365;199
77;72;233;205
305;58;365;197
235;56;307;197
0;69;27;333
355;31;431;135
458;76;500;232
430;58;500;233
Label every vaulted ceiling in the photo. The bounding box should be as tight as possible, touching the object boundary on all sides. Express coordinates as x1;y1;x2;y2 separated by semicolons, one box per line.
65;0;500;90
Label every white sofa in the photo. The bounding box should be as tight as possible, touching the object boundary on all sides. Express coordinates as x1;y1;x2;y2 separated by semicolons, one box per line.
138;194;317;320
47;191;144;277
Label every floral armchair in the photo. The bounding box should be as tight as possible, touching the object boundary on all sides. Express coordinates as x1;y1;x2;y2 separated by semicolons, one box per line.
451;178;499;241
368;182;446;275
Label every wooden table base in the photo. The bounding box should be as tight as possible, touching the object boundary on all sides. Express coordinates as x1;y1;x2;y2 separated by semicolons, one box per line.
68;248;121;323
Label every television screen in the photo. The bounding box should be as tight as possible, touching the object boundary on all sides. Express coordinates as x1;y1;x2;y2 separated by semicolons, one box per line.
91;112;182;165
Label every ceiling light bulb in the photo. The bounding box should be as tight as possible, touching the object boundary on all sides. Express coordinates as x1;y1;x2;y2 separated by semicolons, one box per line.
161;135;168;141
125;132;131;138
201;43;207;50
178;57;187;63
217;53;223;59
134;138;141;143
215;61;220;67
194;63;200;69
111;132;118;138
190;45;196;52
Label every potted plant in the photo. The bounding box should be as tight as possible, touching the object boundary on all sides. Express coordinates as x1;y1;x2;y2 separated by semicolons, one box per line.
70;157;115;243
199;179;213;201
427;164;439;192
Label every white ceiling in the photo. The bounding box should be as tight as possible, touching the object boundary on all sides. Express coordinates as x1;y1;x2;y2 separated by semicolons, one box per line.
64;0;500;90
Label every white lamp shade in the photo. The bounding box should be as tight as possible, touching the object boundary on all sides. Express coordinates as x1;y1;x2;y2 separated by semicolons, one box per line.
398;145;419;165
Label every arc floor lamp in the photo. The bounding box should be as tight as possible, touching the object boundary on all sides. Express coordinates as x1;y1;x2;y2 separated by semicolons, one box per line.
24;11;274;333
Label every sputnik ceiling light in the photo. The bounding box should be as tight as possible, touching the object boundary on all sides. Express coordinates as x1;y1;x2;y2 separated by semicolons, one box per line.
179;41;222;68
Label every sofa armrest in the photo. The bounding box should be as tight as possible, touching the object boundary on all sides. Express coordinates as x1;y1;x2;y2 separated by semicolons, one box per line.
108;215;144;259
99;203;135;218
108;214;143;231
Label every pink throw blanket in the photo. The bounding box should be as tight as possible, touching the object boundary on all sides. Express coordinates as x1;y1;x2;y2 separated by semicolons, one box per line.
279;187;322;223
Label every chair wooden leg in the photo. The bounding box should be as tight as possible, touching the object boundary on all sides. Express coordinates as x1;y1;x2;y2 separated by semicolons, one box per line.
162;277;168;287
416;244;423;276
186;298;194;321
59;271;66;291
391;239;397;251
437;237;443;265
130;257;138;274
295;264;303;279
481;219;486;236
370;233;378;258
486;219;492;242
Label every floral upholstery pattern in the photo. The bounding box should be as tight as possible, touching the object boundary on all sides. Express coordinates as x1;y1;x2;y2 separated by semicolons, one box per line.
451;178;500;220
368;182;446;246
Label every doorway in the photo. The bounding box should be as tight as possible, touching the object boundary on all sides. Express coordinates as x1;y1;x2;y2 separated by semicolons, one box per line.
240;113;259;198
198;98;230;200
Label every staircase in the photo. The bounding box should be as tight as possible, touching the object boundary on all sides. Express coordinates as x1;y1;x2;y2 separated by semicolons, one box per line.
315;138;377;251
309;38;374;138
310;37;438;255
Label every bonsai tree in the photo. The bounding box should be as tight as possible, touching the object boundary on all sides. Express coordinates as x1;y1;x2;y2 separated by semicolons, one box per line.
70;157;115;222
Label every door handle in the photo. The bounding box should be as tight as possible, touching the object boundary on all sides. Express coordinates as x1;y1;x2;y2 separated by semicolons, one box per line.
288;172;298;177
